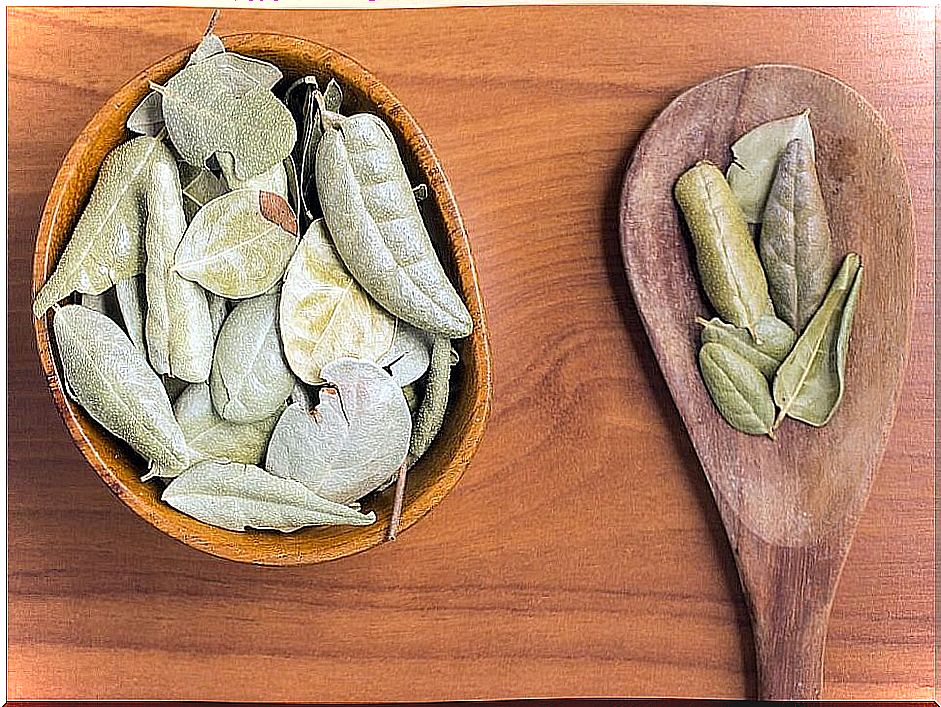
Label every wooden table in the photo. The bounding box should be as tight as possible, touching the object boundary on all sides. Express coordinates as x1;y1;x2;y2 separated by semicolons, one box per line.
7;5;935;701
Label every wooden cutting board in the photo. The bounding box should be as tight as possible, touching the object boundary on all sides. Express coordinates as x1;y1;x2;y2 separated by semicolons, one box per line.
6;5;935;701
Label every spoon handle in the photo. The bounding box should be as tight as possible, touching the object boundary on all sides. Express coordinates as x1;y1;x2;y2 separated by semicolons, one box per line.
736;537;845;700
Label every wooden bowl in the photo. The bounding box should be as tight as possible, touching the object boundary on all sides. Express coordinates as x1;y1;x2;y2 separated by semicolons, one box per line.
31;33;493;565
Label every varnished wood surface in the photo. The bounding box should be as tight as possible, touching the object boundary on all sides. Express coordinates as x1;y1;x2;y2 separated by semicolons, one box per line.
7;5;935;701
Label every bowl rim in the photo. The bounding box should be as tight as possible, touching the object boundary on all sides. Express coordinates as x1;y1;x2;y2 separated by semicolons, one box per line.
32;31;493;565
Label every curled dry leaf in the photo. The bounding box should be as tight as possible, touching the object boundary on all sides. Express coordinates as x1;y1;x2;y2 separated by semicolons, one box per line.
279;219;395;384
53;304;191;470
674;161;773;341
773;253;862;429
408;334;452;465
265;358;411;504
33;136;169;317
162;460;376;532
316;111;473;338
143;143;214;382
210;293;295;424
726;109;814;223
698;314;795;379
114;276;147;354
174;189;299;298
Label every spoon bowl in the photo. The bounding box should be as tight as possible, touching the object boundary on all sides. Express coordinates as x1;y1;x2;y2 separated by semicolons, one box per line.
619;65;914;698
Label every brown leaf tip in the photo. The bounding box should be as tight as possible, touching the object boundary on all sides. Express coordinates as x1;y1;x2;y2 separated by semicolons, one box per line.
259;191;298;236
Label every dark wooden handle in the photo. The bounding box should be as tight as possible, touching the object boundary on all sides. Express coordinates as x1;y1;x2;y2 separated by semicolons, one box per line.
753;603;828;699
734;533;845;700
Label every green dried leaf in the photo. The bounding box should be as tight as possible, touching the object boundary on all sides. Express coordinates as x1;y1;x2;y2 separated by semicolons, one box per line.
698;314;796;379
699;341;775;437
210;294;294;424
162;460;375;532
407;335;452;465
143;145;214;382
206;292;228;338
219;152;288;199
53;304;191;470
773;253;862;428
128;39;281;138
285;76;343;230
144;383;281;481
317;111;473;338
379;320;433;386
153;56;295;180
182;167;228;222
727;110;814;223
279;219;395;384
33;136;169;317
675;161;774;340
759;138;833;332
265;358;412;504
127;92;165;137
175;189;299;298
115;276;147;354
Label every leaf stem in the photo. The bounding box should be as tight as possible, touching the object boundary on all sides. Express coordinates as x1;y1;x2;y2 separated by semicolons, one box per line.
387;461;408;541
204;9;220;37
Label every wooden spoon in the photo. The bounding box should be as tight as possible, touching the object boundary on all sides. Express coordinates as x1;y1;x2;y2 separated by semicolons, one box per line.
618;65;914;699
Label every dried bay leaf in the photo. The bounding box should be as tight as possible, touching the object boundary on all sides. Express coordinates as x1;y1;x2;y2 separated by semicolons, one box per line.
162;460;375;532
207;292;228;338
145;383;281;480
219;152;288;199
285;76;343;229
408;334;453;465
675;161;774;341
210;294;294;424
144;147;214;382
773;253;862;429
727;110;814;223
316;111;473;338
699;342;775;437
115;276;147;354
266;358;412;504
175;189;299;298
126;92;165;137
279;219;395;384
33;136;168;317
128;36;279;139
53;304;191;470
153;56;295;180
182;167;227;222
759;138;833;332
187;32;226;66
697;314;796;379
379;320;433;386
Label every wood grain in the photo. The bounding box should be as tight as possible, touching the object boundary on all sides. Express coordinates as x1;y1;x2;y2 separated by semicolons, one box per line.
7;5;935;701
620;65;915;699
